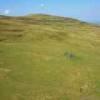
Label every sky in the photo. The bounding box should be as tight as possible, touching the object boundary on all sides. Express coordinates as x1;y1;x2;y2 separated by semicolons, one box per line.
0;0;100;22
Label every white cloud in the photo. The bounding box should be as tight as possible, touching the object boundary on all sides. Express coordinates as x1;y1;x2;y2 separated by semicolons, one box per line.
0;9;10;15
40;3;45;8
4;10;10;14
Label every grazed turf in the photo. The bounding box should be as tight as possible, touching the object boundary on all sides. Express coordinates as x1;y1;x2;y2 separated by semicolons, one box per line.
0;14;100;100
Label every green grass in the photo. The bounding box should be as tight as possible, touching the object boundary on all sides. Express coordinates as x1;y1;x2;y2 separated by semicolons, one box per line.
0;14;100;100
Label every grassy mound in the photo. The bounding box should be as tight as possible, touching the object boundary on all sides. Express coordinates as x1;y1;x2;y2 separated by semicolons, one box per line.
0;14;100;100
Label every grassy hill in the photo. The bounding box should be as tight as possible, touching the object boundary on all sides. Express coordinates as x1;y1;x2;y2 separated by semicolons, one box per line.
0;14;100;100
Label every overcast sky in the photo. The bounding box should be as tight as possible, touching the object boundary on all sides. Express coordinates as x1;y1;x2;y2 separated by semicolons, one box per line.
0;0;100;22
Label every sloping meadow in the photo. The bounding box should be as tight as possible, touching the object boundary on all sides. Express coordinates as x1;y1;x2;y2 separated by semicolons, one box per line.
0;14;100;100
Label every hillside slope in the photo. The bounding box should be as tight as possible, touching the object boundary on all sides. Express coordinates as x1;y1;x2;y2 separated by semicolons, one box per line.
0;14;100;100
